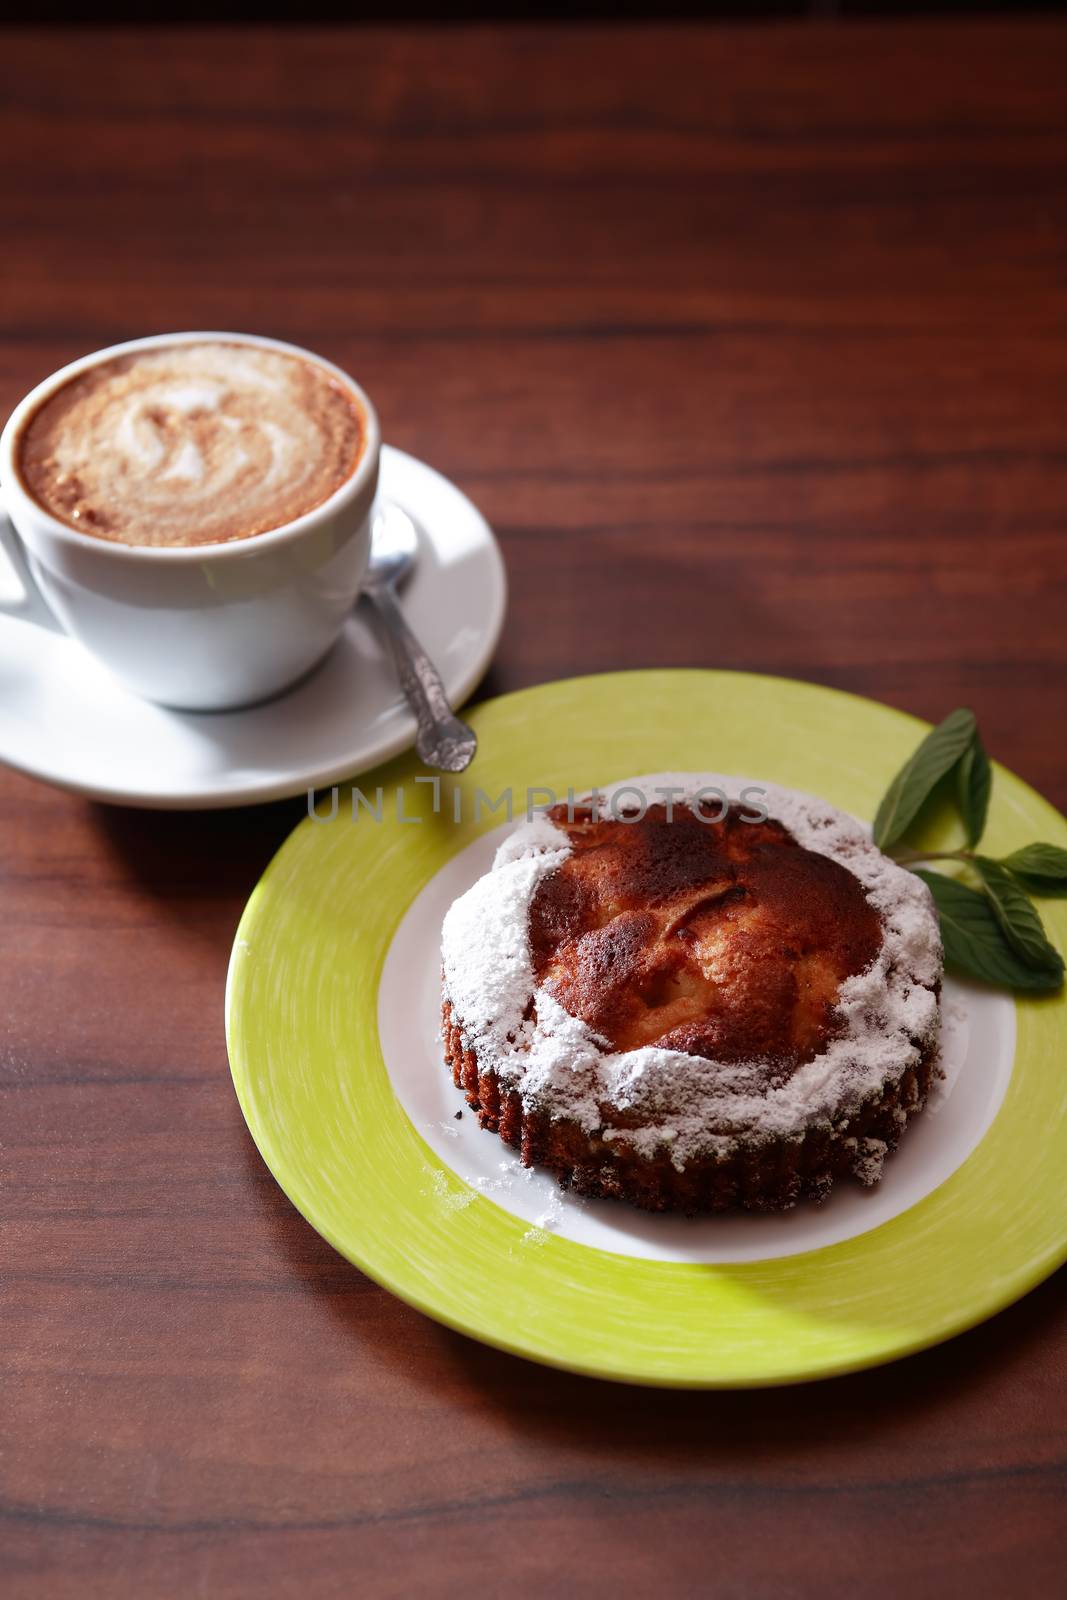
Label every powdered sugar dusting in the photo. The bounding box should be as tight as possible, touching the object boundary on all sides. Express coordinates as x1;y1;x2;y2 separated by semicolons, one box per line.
440;774;943;1172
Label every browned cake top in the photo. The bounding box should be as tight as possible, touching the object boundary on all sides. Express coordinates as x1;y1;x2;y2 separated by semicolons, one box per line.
528;801;883;1067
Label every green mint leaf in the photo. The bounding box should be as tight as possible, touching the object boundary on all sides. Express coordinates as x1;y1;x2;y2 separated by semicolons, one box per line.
972;857;1064;976
914;869;1064;992
1000;842;1067;897
956;733;991;848
873;708;977;850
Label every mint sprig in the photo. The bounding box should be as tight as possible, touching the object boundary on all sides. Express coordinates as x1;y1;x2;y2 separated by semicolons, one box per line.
874;710;1065;993
999;843;1067;898
914;871;1063;993
956;734;991;848
971;857;1064;981
872;708;977;851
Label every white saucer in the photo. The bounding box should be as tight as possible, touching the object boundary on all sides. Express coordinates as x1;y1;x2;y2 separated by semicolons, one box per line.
0;446;507;809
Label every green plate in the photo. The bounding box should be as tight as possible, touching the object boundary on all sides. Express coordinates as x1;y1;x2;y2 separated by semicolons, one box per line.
226;671;1067;1386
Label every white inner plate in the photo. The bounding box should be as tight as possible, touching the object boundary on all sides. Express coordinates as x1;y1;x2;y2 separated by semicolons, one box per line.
0;445;506;808
379;808;1016;1265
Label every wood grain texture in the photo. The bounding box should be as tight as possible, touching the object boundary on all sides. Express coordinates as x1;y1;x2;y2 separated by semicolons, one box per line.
1;21;1065;1599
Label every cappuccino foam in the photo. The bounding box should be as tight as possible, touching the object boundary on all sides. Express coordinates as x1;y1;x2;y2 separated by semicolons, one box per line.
16;342;366;547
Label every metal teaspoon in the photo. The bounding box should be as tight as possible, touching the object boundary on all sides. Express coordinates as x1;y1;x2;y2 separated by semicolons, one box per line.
362;502;478;773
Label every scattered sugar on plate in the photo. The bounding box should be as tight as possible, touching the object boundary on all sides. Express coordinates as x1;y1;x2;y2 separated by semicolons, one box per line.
423;1166;474;1213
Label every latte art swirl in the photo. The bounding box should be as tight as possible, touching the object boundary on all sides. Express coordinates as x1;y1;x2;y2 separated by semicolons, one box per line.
17;343;366;547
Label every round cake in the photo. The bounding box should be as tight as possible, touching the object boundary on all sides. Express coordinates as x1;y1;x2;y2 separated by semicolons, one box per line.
441;776;943;1213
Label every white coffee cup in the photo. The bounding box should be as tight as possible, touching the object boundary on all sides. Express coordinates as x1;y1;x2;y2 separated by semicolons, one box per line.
0;331;381;711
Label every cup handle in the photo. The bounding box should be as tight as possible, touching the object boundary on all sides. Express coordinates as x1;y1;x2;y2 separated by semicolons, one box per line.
0;496;63;632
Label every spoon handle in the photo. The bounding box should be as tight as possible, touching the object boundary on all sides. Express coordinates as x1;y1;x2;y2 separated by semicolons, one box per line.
364;583;478;773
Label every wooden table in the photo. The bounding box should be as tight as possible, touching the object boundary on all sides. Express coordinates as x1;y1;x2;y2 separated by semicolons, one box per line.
3;21;1065;1597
